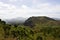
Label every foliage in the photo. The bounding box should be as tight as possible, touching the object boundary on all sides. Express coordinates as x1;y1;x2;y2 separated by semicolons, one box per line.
0;16;60;40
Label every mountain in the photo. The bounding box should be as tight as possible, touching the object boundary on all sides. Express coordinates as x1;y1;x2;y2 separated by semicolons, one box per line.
53;18;60;20
5;17;27;25
24;16;59;27
4;16;60;25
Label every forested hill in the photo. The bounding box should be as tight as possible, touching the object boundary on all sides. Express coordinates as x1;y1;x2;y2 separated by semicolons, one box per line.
24;16;60;27
0;16;60;40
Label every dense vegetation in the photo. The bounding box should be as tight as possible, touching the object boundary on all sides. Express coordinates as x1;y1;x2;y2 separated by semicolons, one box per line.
0;16;60;40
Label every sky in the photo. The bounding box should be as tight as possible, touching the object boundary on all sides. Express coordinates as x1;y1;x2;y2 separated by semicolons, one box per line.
0;0;60;19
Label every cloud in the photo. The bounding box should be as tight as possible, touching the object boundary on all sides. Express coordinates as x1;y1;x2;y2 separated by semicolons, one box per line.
21;5;29;9
9;0;17;2
0;1;60;19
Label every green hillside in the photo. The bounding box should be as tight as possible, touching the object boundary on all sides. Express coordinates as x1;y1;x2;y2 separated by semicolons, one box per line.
0;16;60;40
24;16;59;27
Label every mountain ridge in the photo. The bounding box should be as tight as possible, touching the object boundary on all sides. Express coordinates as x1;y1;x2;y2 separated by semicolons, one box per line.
24;16;59;27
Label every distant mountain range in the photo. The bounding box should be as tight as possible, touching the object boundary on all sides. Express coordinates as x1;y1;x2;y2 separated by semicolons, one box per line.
53;18;60;20
4;16;60;25
4;17;28;25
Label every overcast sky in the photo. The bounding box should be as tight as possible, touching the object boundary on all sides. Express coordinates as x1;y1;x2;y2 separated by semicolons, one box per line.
0;0;60;19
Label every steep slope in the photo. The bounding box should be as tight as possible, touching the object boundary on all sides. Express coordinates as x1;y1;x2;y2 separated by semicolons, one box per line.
24;16;59;27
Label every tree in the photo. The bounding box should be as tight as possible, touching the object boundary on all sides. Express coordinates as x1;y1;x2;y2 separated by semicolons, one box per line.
36;36;43;40
3;25;11;38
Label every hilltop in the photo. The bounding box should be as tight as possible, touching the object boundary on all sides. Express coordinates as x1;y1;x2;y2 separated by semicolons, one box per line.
24;16;59;27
